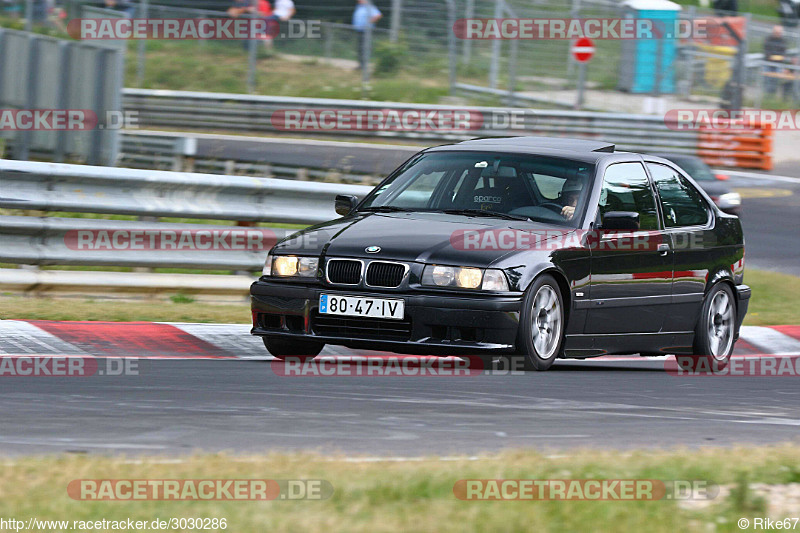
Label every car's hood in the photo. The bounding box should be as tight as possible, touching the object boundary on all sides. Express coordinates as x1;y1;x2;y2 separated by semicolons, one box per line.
274;212;576;267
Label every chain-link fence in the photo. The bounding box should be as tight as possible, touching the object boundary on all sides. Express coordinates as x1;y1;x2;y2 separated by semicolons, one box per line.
7;0;799;109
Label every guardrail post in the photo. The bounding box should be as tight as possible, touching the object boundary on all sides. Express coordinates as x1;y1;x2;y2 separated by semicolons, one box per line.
89;48;109;166
54;41;72;163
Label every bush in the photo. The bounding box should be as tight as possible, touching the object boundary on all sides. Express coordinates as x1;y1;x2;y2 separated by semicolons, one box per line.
373;40;407;77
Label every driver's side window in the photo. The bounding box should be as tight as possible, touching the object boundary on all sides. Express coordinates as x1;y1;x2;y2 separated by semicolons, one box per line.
599;163;659;231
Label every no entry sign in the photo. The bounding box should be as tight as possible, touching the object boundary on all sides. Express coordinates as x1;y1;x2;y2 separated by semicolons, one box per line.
571;37;595;63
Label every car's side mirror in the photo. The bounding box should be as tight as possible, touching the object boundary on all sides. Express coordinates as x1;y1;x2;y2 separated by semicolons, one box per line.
600;211;640;231
335;194;359;216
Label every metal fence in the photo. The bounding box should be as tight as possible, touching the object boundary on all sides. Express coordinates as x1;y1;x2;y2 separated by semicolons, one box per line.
452;1;800;110
0;26;125;165
121;88;704;153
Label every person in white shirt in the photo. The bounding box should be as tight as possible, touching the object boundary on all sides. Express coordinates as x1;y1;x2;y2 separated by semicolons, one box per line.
271;0;295;21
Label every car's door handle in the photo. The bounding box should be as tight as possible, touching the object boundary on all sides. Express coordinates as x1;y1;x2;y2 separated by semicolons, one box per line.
658;244;670;256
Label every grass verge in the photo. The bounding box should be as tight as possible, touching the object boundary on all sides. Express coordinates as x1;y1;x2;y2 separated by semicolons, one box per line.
1;446;799;532
0;296;251;323
743;269;800;326
0;268;796;325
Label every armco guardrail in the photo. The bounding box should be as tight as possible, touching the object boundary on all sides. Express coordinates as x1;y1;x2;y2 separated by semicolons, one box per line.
0;159;370;297
122;89;698;151
0;216;291;270
0;159;371;224
121;88;773;170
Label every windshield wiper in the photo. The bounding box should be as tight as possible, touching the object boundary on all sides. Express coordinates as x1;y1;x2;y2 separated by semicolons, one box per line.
438;208;532;222
359;206;416;213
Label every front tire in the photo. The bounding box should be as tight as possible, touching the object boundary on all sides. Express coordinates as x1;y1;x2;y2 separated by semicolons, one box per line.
683;283;736;372
262;336;324;361
515;275;565;371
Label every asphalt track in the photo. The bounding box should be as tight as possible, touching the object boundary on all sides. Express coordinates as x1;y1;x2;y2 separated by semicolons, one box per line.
3;358;800;456
2;322;800;457
2;141;798;457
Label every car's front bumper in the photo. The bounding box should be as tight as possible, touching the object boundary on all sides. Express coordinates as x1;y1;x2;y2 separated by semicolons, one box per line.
250;279;522;354
734;284;751;339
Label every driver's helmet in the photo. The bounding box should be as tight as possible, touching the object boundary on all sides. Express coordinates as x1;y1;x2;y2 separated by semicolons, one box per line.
560;179;583;205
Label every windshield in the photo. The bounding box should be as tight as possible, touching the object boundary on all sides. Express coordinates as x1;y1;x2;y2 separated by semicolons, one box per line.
358;152;595;227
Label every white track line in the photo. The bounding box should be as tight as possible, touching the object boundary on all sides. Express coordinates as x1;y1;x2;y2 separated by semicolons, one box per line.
724;170;800;185
166;322;268;359
739;326;800;356
0;320;87;356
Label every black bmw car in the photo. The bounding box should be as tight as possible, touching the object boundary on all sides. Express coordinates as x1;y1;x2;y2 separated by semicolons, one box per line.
251;137;750;371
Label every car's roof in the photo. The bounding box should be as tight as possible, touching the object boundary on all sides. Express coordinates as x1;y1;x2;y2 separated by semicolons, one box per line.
424;136;620;164
648;152;701;162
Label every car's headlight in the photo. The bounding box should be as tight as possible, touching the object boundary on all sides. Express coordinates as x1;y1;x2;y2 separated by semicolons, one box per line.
481;269;509;291
718;192;742;207
422;265;509;291
268;255;319;278
262;252;273;276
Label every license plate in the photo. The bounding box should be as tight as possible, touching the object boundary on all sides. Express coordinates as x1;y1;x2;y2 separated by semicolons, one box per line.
319;294;405;320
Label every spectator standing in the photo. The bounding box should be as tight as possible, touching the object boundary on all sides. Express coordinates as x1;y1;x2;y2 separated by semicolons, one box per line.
270;0;295;21
352;0;382;71
764;25;788;95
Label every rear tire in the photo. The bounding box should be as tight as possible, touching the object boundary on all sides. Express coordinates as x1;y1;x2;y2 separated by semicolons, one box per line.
262;337;324;361
683;283;736;372
515;274;565;372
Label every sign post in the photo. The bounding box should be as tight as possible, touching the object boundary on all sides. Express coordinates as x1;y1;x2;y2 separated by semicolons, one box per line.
571;37;595;110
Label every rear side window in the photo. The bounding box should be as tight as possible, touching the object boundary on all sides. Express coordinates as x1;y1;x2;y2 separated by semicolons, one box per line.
599;163;659;231
647;163;710;228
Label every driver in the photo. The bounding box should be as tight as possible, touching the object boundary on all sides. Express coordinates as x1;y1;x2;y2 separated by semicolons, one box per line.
559;180;582;221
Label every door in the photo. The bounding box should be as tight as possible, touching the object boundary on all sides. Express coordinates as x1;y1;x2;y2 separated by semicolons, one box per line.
585;162;673;334
646;162;715;333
